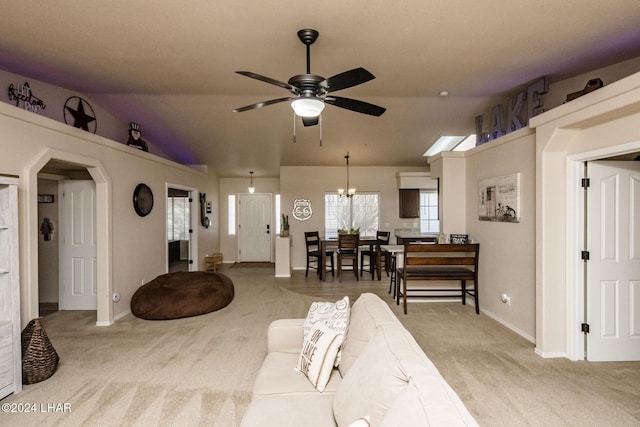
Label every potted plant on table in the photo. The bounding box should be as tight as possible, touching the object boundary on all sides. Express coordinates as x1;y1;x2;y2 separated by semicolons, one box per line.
281;214;289;237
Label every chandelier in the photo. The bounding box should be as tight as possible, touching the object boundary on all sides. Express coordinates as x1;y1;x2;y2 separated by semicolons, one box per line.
338;153;355;197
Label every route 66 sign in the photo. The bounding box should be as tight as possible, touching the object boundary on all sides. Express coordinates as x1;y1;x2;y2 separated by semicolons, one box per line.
292;199;312;221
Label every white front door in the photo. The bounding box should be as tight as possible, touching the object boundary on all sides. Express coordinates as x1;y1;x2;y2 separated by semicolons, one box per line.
238;193;272;262
59;180;97;310
586;161;640;361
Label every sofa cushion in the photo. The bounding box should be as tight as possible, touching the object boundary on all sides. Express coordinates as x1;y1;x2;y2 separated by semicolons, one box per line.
302;296;350;366
240;394;337;427
338;293;398;377
252;351;342;396
333;327;409;426
381;377;479;427
296;322;345;392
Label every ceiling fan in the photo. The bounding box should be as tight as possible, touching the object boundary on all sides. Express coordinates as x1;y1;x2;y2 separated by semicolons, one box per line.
233;29;386;127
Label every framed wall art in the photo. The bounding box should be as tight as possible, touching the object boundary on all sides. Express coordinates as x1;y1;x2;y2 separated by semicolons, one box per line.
478;173;521;223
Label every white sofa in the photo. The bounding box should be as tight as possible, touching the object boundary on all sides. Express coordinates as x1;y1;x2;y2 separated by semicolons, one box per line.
241;293;479;427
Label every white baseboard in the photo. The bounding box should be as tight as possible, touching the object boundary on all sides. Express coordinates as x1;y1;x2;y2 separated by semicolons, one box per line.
534;348;568;359
95;321;112;327
481;308;536;344
113;309;131;322
96;308;130;326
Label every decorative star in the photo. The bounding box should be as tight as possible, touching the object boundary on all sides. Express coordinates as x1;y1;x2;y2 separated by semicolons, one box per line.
65;98;96;131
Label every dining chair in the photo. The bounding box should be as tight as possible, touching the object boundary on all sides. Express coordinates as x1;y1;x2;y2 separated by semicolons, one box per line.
360;230;390;279
304;231;335;278
337;233;360;282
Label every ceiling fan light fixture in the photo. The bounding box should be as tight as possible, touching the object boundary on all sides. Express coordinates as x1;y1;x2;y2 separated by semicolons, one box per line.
291;98;325;117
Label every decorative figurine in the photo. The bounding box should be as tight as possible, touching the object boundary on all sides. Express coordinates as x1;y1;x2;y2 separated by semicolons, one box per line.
40;218;55;241
126;122;149;151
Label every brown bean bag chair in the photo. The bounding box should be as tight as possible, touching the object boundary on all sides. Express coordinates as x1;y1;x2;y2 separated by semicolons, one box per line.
131;271;234;320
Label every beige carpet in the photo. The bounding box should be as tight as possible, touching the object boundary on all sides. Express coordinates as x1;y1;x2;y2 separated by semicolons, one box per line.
1;267;639;426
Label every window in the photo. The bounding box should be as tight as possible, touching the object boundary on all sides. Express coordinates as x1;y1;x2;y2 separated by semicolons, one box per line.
228;194;236;235
275;194;281;233
325;192;379;238
167;196;190;240
419;190;439;233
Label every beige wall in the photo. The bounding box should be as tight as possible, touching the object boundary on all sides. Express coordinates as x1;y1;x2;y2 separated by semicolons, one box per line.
281;165;427;269
429;129;537;340
531;71;640;358
0;69;172;160
468;129;536;339
36;178;59;303
0;102;219;326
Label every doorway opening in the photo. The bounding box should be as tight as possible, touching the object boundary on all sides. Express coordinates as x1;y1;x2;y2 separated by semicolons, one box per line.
166;183;198;272
568;148;640;361
238;193;272;262
167;187;192;272
26;149;111;326
37;160;98;316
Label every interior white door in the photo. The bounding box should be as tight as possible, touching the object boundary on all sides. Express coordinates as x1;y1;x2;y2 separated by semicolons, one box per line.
586;161;640;361
238;193;272;262
59;180;97;310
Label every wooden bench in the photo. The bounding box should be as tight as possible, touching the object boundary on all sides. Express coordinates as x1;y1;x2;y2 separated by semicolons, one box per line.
396;243;479;314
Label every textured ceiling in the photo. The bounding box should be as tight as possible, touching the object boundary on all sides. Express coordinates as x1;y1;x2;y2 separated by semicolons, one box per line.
2;1;640;177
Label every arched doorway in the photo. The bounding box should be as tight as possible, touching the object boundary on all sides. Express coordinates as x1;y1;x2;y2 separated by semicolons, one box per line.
25;149;112;326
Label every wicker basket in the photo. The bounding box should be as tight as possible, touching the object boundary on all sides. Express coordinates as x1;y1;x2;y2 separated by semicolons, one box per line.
21;318;60;384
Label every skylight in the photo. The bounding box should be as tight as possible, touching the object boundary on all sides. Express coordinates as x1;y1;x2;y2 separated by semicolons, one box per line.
423;135;468;157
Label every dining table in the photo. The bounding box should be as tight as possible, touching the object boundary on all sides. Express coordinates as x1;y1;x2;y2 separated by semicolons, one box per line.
319;235;382;281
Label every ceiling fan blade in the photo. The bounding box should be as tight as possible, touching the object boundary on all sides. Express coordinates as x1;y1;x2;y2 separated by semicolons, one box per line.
301;116;319;127
319;67;375;94
233;97;293;113
325;96;386;117
235;71;299;95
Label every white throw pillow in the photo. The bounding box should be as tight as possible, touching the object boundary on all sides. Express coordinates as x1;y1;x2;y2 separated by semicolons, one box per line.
302;296;350;366
348;416;371;427
296;322;344;392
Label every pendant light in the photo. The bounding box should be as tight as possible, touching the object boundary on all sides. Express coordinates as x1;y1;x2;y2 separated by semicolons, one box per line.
337;153;355;197
248;171;255;194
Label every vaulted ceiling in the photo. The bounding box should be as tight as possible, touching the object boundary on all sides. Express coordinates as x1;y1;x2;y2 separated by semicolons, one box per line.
2;1;640;177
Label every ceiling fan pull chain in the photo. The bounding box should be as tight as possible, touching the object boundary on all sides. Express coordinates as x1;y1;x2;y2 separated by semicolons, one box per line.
292;112;297;143
319;115;323;147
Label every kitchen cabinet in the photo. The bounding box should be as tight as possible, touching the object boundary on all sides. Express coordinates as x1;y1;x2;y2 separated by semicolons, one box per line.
399;189;419;218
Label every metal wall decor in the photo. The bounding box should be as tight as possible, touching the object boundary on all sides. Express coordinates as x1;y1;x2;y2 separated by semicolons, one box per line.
292;198;312;221
199;193;211;228
8;82;46;114
63;96;97;133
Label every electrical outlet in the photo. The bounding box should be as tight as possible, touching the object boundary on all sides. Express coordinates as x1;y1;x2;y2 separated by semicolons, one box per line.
500;293;511;306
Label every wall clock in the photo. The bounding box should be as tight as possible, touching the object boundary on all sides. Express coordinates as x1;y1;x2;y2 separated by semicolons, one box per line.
133;183;154;217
